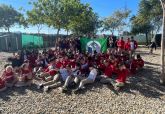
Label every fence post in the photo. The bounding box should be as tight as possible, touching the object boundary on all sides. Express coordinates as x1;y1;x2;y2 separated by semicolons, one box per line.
5;37;8;51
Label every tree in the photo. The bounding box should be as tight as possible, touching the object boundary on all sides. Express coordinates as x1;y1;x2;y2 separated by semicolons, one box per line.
130;15;152;45
160;0;165;84
102;8;131;37
32;0;84;51
0;4;27;55
70;5;102;36
137;0;163;41
19;4;46;48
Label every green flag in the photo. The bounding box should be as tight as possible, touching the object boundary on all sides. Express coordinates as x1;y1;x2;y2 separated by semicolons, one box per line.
80;37;107;54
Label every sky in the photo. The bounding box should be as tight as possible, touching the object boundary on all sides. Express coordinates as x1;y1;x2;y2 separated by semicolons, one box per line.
0;0;141;35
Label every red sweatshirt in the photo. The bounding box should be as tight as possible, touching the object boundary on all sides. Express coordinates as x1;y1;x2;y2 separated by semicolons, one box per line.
3;71;14;82
117;40;125;49
21;70;33;81
104;65;112;78
62;59;70;68
124;42;130;50
117;69;130;83
126;59;138;74
136;59;144;68
56;62;62;69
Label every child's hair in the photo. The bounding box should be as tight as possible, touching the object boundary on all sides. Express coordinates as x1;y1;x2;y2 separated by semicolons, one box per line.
89;65;94;68
75;63;81;67
104;59;109;63
6;66;13;71
24;59;29;63
137;54;141;58
4;63;11;69
66;64;71;68
20;63;27;71
88;57;92;61
38;55;42;58
119;62;125;67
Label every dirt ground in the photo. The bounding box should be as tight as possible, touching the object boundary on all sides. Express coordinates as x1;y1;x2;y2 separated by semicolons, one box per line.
0;46;165;114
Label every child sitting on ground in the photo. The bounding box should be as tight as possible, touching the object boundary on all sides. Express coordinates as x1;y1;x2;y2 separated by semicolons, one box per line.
109;62;130;91
15;63;33;87
136;54;144;70
2;66;17;88
73;65;97;94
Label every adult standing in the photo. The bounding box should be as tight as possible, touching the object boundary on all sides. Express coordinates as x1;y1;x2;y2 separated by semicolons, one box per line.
124;38;130;54
114;39;118;52
148;42;156;54
129;36;138;58
117;37;125;53
109;37;114;51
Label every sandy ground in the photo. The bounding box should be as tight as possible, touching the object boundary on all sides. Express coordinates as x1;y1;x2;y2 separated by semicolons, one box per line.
0;46;165;114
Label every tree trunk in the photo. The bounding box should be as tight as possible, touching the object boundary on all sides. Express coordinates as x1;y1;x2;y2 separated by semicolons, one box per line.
55;25;60;52
145;33;148;46
67;30;68;36
160;0;165;84
152;25;160;42
38;27;41;48
8;28;15;55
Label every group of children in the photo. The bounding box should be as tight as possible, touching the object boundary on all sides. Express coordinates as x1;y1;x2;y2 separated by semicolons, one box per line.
0;37;144;93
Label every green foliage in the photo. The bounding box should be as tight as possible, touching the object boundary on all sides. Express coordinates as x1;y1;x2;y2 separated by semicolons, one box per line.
101;8;132;35
0;4;27;30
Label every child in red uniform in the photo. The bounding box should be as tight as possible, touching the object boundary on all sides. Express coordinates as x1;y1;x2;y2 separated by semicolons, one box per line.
56;59;62;69
111;55;120;74
96;60;112;84
28;53;37;67
38;58;56;81
109;62;130;91
34;55;43;73
62;55;70;68
136;54;144;70
2;66;17;88
24;60;33;74
15;63;33;87
126;57;137;74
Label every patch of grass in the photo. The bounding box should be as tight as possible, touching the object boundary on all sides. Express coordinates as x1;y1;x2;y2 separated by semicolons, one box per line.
137;42;146;45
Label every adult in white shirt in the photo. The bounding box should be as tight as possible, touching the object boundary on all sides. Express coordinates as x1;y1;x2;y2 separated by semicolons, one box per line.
73;65;97;94
59;63;81;92
129;36;138;58
37;64;72;92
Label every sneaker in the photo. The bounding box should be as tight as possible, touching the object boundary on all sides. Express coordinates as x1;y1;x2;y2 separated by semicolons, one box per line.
37;84;43;89
58;86;67;93
73;88;82;94
44;86;49;92
114;86;120;91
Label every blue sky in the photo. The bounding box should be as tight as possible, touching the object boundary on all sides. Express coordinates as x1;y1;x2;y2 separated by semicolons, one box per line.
0;0;141;35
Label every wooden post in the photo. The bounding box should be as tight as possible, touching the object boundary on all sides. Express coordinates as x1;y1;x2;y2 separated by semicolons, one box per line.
160;0;165;84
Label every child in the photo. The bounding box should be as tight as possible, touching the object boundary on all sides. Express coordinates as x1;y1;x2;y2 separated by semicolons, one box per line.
96;60;112;84
136;54;144;70
109;63;130;91
62;55;70;68
1;66;17;88
111;55;120;74
58;63;82;92
126;57;137;74
15;63;33;87
73;65;97;94
37;65;72;92
34;55;43;73
28;53;37;67
24;60;33;74
38;58;56;81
